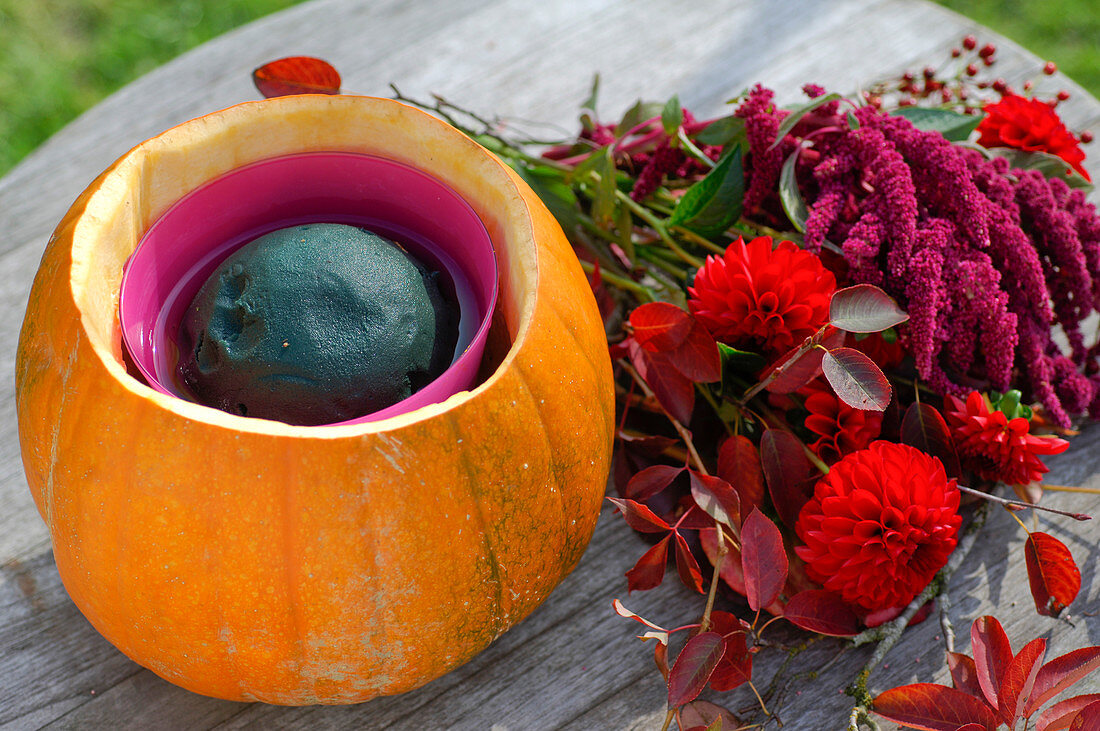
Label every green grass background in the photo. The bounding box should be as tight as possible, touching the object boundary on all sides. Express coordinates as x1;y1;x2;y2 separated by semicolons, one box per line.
0;0;1097;177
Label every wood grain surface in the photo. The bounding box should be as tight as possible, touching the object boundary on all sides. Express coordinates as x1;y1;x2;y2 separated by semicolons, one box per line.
1;0;1098;728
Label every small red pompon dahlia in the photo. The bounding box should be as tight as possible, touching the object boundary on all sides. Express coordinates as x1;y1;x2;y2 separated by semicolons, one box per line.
800;379;883;464
795;441;961;614
688;236;836;358
945;391;1070;487
976;93;1091;181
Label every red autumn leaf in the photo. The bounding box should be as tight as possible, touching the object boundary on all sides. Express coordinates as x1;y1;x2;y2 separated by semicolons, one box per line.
668;632;725;708
630;302;694;352
872;684;1000;731
1025;532;1082;617
679;700;742;730
607;497;673;533
674;531;705;593
901;402;962;477
618;430;679;456
716;434;766;512
665;319;722;383
1038;694;1100;731
972;615;1014;709
679;505;718;530
829;283;909;332
947;651;985;700
612;598;669;640
759;428;817;529
252;56;341;98
626;464;685;501
740;509;788;611
782;590;860;636
629;342;695;425
655;641;671;682
689;470;741;530
956;726;989;731
1028;647;1100;716
1070;700;1100;731
708;613;753;692
763;325;846;394
821;346;892;411
998;637;1047;727
625;534;671;592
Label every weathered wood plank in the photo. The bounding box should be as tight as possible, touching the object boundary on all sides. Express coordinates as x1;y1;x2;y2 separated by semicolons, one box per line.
1;0;1098;729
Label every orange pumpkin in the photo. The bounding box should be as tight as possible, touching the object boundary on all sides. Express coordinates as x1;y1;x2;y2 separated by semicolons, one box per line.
15;95;614;704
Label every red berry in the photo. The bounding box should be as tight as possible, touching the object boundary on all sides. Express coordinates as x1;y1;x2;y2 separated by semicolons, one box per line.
966;64;979;76
1058;89;1071;101
992;78;1007;93
1081;131;1094;144
951;47;962;58
979;43;996;59
941;89;952;102
983;56;995;67
962;34;977;50
902;71;915;82
923;66;936;79
1043;61;1058;75
1023;80;1034;91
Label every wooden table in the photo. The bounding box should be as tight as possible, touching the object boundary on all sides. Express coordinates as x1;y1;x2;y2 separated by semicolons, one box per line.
2;1;1098;728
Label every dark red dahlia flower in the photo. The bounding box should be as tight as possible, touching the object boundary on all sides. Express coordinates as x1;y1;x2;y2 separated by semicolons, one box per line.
800;379;883;464
945;391;1070;487
688;236;836;358
976;93;1090;181
794;441;961;614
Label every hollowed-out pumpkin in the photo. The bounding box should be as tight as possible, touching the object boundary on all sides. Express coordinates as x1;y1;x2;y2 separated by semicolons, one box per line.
15;95;614;704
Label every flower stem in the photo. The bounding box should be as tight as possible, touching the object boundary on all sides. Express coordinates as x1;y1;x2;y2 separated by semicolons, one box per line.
620;361;708;474
577;259;655;301
956;483;1092;521
700;528;728;632
1041;483;1100;494
618;191;705;269
671;224;728;256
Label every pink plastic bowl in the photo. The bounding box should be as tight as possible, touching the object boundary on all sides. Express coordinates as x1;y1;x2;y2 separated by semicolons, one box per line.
119;151;498;426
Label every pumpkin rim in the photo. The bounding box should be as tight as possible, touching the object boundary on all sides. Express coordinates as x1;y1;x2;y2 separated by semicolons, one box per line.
67;95;538;437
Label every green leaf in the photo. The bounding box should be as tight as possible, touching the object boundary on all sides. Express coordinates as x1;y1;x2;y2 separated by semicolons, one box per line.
579;73;601;132
616;99;664;136
516;164;580;234
778;144;809;232
668;146;744;238
987;148;1094;191
615;198;636;261
718;342;766;374
892;106;982;142
846;111;859;130
592;148;618;226
769;92;842;150
696;115;747;147
662;95;684;138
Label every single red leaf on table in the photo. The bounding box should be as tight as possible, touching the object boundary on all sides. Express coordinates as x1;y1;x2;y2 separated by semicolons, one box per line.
1037;694;1100;731
252;56;341;98
872;683;1000;731
1025;532;1082;617
972;615;1014;710
740;508;788;611
829;283;909;332
821;346;892;411
607;497;673;533
674;531;705;593
630;302;694;352
665;319;722;383
759;428;817;529
625;534;672;592
689;470;741;530
947;651;985;700
782;590;860;637
717;434;766;512
900;402;961;477
1028;647;1100;716
626;464;685;501
629;341;695;424
668;632;726;708
998;637;1047;727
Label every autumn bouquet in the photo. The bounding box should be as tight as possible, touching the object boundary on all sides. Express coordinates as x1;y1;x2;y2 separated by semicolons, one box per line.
253;38;1100;730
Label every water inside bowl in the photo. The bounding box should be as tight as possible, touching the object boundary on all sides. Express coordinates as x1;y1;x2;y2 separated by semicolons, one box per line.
119;152;498;426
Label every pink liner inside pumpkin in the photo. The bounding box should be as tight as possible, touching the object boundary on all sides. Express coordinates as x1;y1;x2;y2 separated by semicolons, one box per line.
119;151;498;425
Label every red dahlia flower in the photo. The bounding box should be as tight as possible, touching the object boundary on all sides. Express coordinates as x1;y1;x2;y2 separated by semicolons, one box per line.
976;93;1091;181
795;441;961;614
945;391;1070;487
800;379;883;464
688;236;836;358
